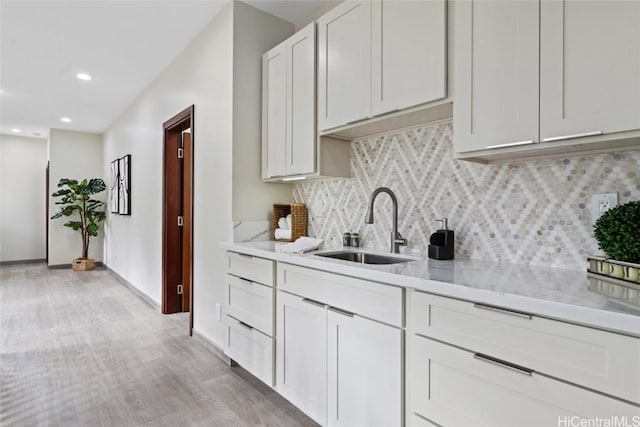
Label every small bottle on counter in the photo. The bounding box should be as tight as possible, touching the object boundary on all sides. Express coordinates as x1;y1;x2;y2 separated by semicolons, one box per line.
343;232;352;247
351;233;360;247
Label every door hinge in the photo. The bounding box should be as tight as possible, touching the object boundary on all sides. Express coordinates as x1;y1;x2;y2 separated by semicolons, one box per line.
177;284;183;295
178;148;184;159
177;216;184;227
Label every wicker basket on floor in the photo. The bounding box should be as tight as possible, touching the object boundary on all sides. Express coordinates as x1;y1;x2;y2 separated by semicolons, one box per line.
72;258;96;271
272;203;307;242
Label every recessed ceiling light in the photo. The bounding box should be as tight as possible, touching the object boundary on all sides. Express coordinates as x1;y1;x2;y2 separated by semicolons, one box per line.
61;117;72;123
76;73;92;81
11;128;21;133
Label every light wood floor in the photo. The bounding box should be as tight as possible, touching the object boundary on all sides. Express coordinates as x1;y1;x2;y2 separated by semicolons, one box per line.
0;263;317;426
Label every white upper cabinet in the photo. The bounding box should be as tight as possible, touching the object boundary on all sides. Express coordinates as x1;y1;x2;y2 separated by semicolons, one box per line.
371;0;447;116
319;0;448;132
262;23;316;179
318;1;372;131
262;44;287;178
540;0;640;142
454;0;640;160
286;24;316;176
453;0;540;153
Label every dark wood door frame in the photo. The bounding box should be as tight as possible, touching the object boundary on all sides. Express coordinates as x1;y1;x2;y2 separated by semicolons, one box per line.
162;105;195;336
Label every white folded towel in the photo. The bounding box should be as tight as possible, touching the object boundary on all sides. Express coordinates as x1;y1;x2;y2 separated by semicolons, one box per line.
286;214;292;229
278;216;289;230
274;228;292;240
276;237;323;254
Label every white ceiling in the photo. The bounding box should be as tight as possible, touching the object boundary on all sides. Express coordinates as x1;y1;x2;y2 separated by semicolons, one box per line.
0;0;325;139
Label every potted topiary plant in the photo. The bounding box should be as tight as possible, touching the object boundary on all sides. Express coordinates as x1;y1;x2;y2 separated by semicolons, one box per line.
51;178;107;271
592;200;640;283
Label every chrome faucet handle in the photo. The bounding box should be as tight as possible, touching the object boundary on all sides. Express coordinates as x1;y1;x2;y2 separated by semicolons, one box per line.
394;232;407;246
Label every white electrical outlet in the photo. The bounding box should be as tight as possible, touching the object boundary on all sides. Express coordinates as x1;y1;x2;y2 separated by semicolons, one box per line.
215;303;222;321
591;193;618;224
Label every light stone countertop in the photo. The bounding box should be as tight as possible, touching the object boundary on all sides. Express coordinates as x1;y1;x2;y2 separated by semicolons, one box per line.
220;241;640;337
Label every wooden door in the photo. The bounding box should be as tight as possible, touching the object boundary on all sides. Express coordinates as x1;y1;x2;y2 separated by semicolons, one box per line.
276;291;327;425
327;309;402;427
371;0;447;116
317;0;372;131
540;0;640;142
453;0;539;153
162;106;194;331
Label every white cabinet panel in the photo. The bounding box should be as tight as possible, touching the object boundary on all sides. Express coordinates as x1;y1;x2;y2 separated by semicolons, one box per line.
540;0;640;142
327;309;403;427
371;0;447;116
277;262;403;327
411;291;640;404
262;45;287;177
276;291;327;425
453;0;540;153
411;336;639;427
227;252;274;287
286;24;316;176
225;274;273;336
318;1;372;131
226;315;274;386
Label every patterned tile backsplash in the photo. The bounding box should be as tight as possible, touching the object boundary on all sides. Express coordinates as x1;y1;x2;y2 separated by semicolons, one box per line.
293;121;640;270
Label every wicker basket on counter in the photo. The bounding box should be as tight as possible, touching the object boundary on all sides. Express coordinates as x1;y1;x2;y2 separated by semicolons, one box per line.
272;203;307;242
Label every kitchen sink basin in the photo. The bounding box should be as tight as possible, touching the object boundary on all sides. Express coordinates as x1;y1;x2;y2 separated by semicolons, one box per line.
315;251;412;265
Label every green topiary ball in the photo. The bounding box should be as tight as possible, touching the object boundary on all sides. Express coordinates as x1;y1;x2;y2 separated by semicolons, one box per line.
593;200;640;263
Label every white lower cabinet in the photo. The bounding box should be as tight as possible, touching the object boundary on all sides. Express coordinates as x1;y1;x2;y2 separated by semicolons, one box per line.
276;263;404;427
409;290;640;426
226;315;274;386
276;291;328;425
327;308;403;427
411;336;639;427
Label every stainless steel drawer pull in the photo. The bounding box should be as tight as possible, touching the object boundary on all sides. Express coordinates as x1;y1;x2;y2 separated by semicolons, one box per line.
238;321;253;331
473;353;533;376
473;303;532;320
542;130;602;142
234;252;253;259
328;306;354;317
486;140;535;149
240;278;253;286
302;298;326;308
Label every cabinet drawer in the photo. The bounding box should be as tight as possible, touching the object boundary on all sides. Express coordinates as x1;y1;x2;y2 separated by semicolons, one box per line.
226;315;274;386
411;336;639;427
227;251;274;286
278;262;403;327
225;274;273;336
411;291;640;403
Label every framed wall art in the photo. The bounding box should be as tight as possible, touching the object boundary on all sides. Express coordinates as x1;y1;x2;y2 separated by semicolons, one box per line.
118;154;131;215
110;160;119;213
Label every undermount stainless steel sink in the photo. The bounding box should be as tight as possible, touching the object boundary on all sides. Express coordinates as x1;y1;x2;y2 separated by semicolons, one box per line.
315;251;412;265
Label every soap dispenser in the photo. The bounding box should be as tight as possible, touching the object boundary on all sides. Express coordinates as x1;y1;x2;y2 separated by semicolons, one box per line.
428;218;454;260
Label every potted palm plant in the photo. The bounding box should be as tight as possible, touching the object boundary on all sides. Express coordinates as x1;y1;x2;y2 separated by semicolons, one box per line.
51;178;106;271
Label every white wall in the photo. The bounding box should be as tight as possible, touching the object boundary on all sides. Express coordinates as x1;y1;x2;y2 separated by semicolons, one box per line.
0;134;48;262
103;1;293;347
48;129;104;266
232;1;293;220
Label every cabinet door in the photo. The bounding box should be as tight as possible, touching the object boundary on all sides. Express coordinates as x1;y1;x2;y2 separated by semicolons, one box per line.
371;0;446;116
318;1;372;131
540;0;640;142
262;44;287;178
453;0;539;153
327;309;402;427
286;23;316;176
411;336;639;427
276;291;327;425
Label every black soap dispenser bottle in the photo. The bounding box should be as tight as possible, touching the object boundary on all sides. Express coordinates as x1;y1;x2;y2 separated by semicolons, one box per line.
428;218;454;260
